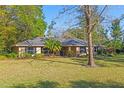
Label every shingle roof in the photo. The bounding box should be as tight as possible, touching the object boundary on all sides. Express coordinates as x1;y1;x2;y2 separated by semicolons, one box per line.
61;39;87;46
14;37;45;46
14;37;87;47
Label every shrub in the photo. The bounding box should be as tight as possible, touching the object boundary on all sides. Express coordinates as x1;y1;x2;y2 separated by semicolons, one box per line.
116;49;121;54
5;53;18;58
97;49;106;55
67;50;75;57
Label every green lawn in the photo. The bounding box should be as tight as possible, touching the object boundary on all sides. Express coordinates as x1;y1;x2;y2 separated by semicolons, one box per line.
0;55;124;88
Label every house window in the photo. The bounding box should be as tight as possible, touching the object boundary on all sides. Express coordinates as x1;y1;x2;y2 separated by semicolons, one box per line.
94;47;97;52
80;47;86;53
42;48;49;55
26;47;36;54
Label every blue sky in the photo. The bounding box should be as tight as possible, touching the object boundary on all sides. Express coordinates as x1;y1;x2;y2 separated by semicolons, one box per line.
43;6;63;25
43;6;76;31
43;5;124;34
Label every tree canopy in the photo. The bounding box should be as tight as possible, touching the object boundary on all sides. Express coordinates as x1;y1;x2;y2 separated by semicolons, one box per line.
0;5;46;51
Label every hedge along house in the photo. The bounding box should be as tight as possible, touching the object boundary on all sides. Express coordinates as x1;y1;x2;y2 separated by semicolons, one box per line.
12;37;98;57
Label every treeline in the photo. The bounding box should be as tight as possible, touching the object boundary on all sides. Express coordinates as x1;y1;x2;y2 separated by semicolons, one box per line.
0;6;46;52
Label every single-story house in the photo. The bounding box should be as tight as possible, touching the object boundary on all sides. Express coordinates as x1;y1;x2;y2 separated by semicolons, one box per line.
12;37;99;57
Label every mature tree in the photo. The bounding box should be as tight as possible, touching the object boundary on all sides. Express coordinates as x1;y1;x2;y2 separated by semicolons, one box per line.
82;6;95;66
0;5;46;52
0;6;17;51
81;5;107;67
50;5;107;67
108;19;123;54
14;6;46;41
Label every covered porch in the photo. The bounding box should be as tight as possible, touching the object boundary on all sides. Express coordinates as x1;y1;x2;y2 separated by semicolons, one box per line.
60;46;88;57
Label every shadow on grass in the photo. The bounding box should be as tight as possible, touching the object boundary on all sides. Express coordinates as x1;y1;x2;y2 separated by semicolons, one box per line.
12;80;59;88
31;56;124;67
72;56;124;66
71;57;87;66
37;58;86;66
70;80;124;88
95;56;124;63
13;80;124;88
94;56;124;67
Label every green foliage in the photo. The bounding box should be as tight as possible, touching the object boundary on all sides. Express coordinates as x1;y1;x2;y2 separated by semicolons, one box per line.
111;19;122;39
15;6;46;41
97;49;106;55
44;38;62;55
111;19;122;50
105;19;123;54
0;6;17;51
67;50;75;57
0;6;46;51
112;40;122;49
92;25;107;45
5;53;18;58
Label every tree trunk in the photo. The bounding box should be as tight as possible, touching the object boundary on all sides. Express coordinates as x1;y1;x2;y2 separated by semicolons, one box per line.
84;5;96;67
87;32;95;67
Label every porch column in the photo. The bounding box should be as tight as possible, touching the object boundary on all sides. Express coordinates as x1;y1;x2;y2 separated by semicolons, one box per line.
68;47;71;51
76;47;80;56
18;47;25;58
86;47;95;55
67;46;72;56
86;47;88;54
36;47;41;54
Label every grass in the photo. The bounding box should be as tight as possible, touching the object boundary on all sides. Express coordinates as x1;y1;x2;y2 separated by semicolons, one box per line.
0;55;124;88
